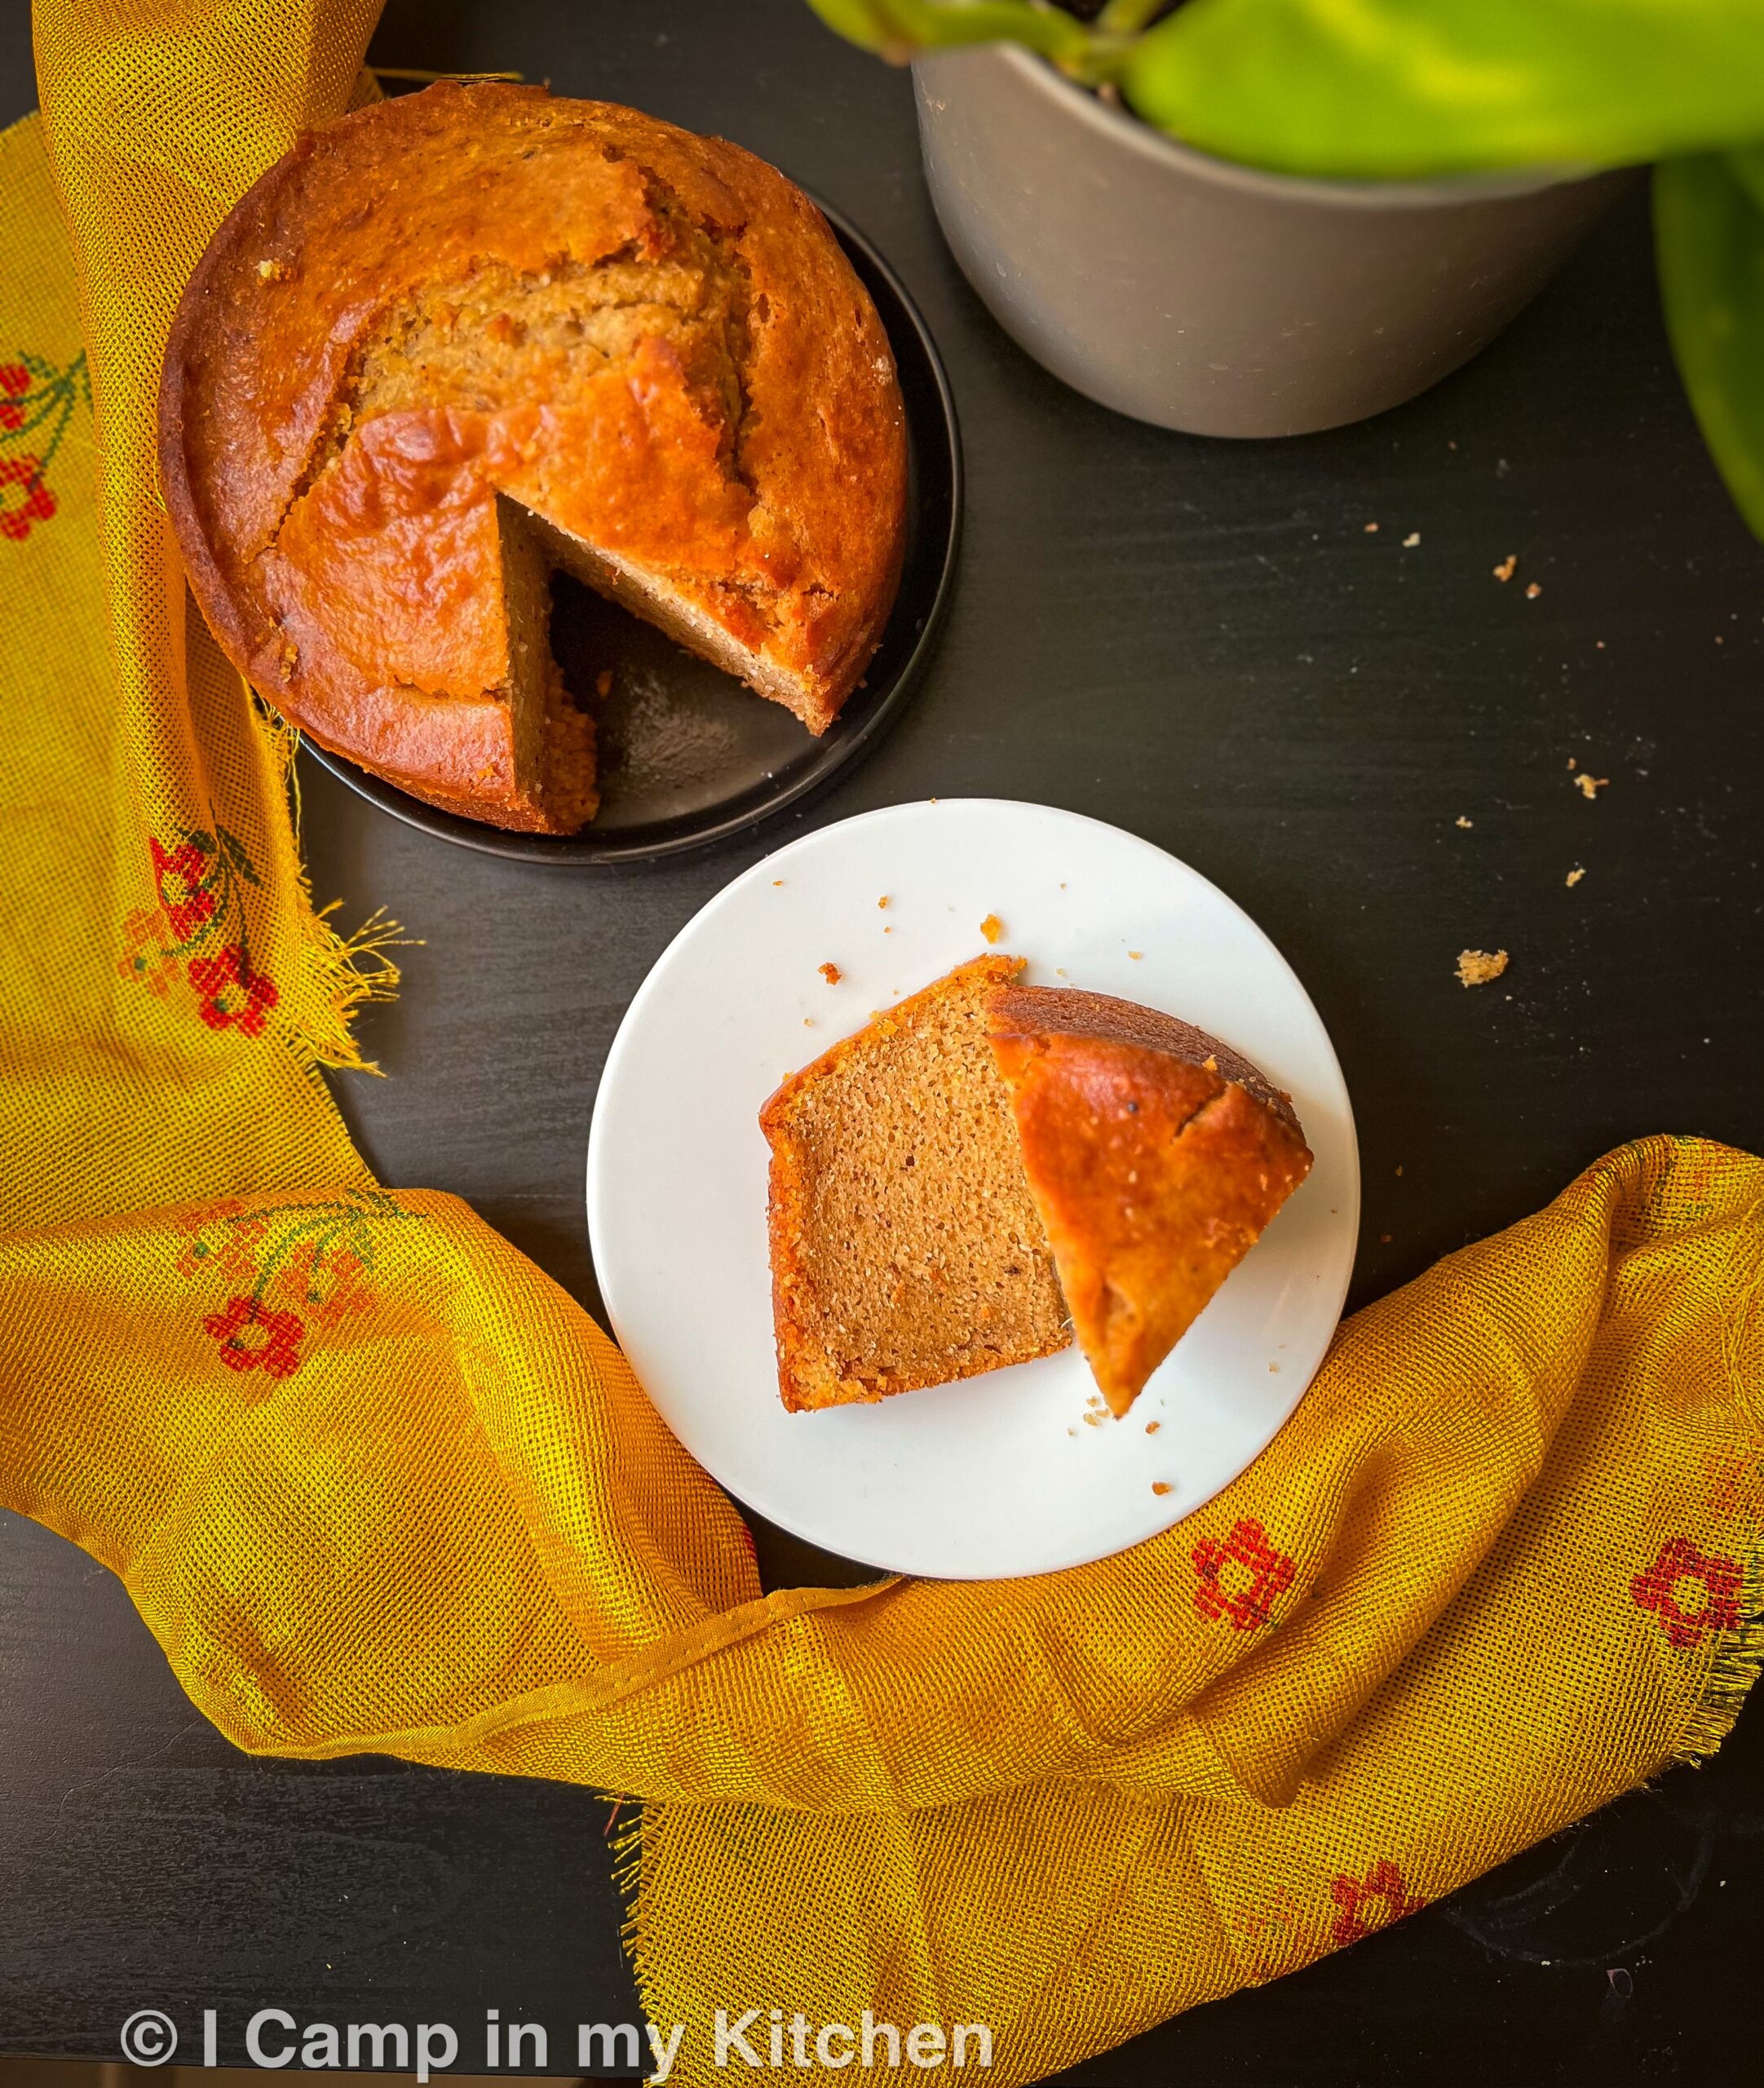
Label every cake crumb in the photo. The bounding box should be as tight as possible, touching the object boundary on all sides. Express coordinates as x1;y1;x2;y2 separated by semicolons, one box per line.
1364;521;1379;533
1566;866;1585;887
1576;773;1608;799
1456;816;1474;829
1567;756;1577;770
1152;1481;1174;1497
1128;949;1143;961
1083;1411;1103;1427
595;669;613;698
1267;1362;1280;1374
1380;1232;1393;1245
1525;581;1543;600
1395;1165;1404;1176
1145;1421;1161;1435
256;257;291;282
878;895;889;909
1203;1054;1218;1073
802;1017;815;1028
1493;553;1518;582
773;879;785;887
1054;967;1068;978
818;962;842;984
1457;948;1510;988
979;913;1003;944
1403;531;1421;548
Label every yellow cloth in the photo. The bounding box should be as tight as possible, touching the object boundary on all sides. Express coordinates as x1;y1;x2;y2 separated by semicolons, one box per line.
3;6;1761;2081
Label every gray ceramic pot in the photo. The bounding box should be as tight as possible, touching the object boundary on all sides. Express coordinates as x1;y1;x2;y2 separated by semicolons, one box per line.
913;45;1634;436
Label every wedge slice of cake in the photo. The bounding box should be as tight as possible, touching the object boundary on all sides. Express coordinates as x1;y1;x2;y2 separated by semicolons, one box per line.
759;961;1312;1416
987;985;1314;1417
759;957;1069;1410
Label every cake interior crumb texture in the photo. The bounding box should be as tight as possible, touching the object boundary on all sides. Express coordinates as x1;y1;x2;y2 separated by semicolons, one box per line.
497;498;599;829
761;957;1071;1410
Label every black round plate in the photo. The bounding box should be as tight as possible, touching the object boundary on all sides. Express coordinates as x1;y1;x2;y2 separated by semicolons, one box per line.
302;203;961;865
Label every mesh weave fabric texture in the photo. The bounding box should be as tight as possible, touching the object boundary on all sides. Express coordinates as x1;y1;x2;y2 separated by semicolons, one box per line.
4;5;1762;2081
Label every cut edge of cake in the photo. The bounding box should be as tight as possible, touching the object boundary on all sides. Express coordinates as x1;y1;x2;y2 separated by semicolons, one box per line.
759;954;1072;1412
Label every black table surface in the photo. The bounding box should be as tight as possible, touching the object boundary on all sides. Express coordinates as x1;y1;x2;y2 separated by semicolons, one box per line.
3;3;1762;2082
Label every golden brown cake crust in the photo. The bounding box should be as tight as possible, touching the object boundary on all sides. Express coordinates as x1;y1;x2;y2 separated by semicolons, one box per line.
159;81;908;833
987;984;1304;1135
988;985;1313;1417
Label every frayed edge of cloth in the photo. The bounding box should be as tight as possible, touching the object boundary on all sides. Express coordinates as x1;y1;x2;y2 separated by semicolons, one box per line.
605;1794;645;1962
259;697;409;1077
1678;1192;1764;1767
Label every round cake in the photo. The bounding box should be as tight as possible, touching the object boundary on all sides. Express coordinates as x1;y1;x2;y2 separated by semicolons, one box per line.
159;82;909;833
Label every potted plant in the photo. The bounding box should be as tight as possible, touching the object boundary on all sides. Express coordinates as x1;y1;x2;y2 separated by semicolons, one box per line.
807;0;1764;533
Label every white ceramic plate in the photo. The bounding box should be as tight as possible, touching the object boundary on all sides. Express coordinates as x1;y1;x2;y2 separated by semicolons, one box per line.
587;798;1358;1579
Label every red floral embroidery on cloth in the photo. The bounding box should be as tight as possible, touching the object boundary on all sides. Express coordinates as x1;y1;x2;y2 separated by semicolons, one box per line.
0;350;88;542
175;1192;409;1383
150;836;216;941
1629;1536;1743;1649
188;945;279;1037
174;1201;263;1285
1330;1859;1427;1946
272;1241;374;1332
0;455;55;540
203;1295;305;1380
1191;1517;1296;1630
121;829;278;1041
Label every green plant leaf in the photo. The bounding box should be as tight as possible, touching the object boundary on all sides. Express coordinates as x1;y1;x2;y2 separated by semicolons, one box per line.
1656;151;1764;538
802;0;1094;66
1729;140;1764;215
1121;0;1764;178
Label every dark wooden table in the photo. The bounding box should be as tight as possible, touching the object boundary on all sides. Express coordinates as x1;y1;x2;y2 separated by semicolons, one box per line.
3;2;1762;2081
